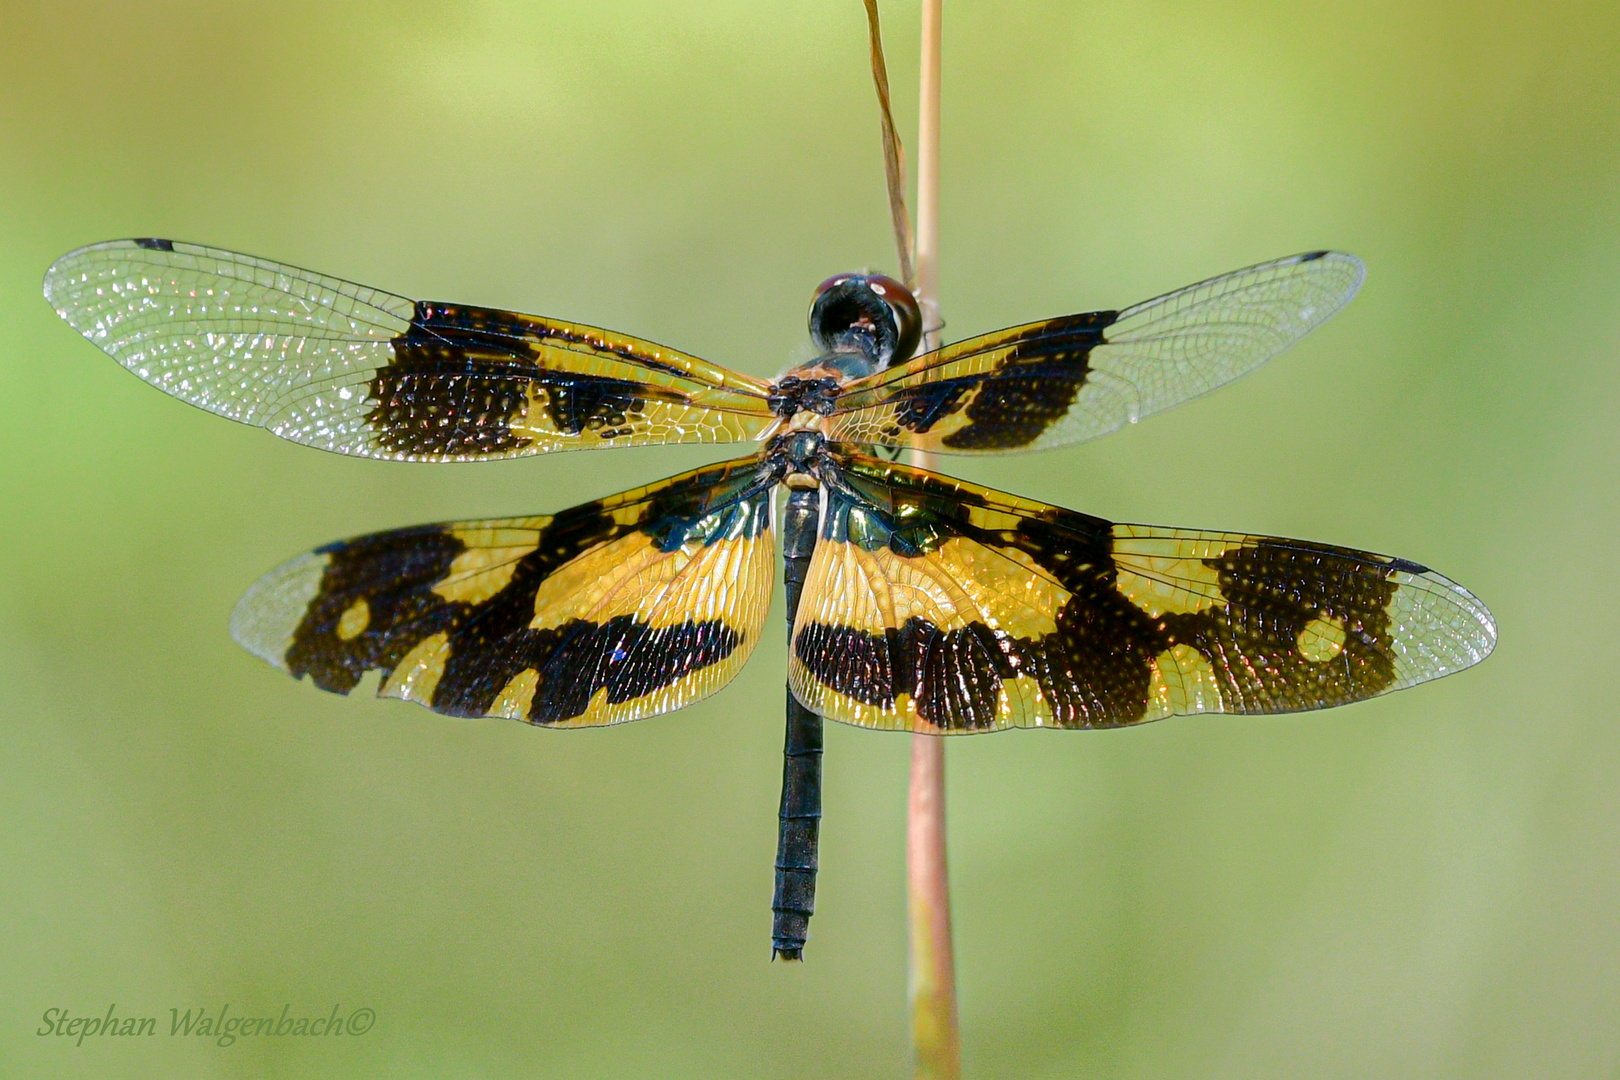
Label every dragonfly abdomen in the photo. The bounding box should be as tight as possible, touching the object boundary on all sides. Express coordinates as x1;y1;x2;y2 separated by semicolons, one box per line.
773;484;824;960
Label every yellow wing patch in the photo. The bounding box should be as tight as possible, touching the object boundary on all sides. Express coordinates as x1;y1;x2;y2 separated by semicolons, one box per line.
488;668;541;721
1110;526;1232;616
335;599;370;641
433;524;544;604
381;632;451;703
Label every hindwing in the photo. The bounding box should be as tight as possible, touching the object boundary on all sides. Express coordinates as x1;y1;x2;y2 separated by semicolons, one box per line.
232;455;781;725
788;450;1495;732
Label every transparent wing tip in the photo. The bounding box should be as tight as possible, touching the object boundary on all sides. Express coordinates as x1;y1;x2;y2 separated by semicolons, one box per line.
1299;249;1368;313
1387;564;1498;686
229;551;330;671
43;238;185;324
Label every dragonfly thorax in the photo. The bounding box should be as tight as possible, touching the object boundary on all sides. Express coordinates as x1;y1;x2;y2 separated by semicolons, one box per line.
782;430;827;473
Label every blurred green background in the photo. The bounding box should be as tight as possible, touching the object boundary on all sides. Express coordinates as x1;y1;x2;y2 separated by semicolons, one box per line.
2;0;1616;1076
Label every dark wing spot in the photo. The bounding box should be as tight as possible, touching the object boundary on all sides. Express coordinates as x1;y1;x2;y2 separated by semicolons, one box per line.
286;527;465;694
941;372;1084;450
1152;539;1401;711
133;237;176;251
794;618;1011;731
939;312;1115;450
795;621;894;708
889;379;974;434
368;366;535;456
370;302;660;456
541;376;646;436
435;615;741;722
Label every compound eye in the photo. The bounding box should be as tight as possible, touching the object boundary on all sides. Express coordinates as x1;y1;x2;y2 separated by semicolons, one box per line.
813;273;860;302
807;272;925;369
863;275;922;365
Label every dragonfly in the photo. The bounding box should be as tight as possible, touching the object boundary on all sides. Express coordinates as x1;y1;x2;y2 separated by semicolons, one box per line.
44;238;1496;960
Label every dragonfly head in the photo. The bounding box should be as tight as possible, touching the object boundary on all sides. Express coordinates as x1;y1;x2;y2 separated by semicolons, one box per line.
808;272;921;375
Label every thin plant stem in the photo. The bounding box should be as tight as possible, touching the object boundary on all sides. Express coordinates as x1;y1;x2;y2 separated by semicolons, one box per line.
906;1;960;1077
908;733;959;1079
864;0;915;289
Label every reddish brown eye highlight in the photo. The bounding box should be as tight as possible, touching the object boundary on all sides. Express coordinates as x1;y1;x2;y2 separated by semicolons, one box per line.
864;275;922;363
813;273;859;302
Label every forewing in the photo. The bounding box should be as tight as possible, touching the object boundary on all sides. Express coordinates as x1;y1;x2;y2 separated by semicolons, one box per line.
789;451;1494;732
45;239;777;461
825;251;1364;453
231;455;780;725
